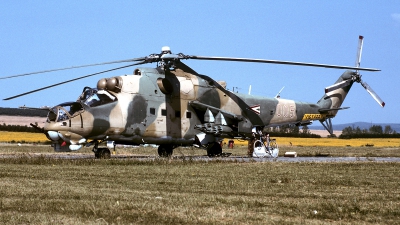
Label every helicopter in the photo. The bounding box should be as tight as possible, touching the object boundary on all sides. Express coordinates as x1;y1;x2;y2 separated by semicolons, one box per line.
2;36;384;158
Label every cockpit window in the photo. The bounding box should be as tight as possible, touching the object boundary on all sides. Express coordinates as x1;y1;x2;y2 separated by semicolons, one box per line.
47;102;84;122
57;108;69;122
79;87;116;107
63;102;83;116
79;87;94;102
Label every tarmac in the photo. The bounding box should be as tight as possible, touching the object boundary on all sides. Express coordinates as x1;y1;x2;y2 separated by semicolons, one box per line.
1;152;399;162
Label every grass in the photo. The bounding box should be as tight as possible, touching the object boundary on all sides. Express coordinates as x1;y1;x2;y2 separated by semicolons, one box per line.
0;157;399;224
0;145;400;224
1;142;400;158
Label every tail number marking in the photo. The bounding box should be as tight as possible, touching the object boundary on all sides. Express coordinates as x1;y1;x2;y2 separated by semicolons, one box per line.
276;104;295;118
302;114;326;121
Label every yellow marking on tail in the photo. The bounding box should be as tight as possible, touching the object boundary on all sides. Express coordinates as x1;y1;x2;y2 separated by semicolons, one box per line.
302;114;326;121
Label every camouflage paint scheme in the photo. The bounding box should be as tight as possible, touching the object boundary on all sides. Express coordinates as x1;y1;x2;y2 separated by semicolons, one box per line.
43;62;354;153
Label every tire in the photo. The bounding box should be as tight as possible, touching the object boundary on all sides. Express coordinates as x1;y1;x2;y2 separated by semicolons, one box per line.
95;148;111;159
158;145;173;157
207;142;222;157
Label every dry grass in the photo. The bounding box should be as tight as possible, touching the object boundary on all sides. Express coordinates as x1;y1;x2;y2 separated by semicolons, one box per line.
0;145;399;224
0;154;399;224
1;141;400;158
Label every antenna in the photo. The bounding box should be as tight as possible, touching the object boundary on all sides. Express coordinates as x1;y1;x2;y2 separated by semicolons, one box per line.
232;87;241;93
275;86;285;98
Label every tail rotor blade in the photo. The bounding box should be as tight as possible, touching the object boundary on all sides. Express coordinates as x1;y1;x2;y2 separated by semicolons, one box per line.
355;35;364;69
360;80;385;107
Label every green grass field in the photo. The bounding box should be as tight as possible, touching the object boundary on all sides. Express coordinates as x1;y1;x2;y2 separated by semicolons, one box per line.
0;145;399;224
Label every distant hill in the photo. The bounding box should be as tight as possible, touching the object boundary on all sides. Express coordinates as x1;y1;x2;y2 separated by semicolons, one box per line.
0;107;48;117
309;122;400;133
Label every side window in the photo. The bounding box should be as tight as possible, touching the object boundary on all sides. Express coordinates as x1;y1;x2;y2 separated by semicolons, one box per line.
150;108;156;115
175;111;181;118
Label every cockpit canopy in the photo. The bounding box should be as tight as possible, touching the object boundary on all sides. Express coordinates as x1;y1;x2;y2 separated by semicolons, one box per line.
47;87;117;123
47;102;84;122
78;87;117;107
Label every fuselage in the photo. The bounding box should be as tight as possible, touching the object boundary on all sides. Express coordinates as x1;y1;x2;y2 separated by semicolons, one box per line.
43;66;342;151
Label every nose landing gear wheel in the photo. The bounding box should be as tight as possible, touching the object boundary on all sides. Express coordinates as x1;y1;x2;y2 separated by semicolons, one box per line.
95;148;111;159
158;145;173;157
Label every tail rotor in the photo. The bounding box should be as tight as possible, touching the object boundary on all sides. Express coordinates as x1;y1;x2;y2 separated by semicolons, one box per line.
359;79;385;107
354;36;385;107
324;36;385;107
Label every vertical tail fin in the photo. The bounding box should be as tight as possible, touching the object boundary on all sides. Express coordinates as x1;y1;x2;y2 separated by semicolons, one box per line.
317;70;355;117
316;35;385;117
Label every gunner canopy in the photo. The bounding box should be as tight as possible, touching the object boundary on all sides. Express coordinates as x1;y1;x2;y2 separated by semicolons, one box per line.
79;87;116;107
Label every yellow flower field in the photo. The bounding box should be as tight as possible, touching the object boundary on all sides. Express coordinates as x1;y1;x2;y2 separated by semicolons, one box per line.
227;137;400;148
0;131;49;143
1;131;399;147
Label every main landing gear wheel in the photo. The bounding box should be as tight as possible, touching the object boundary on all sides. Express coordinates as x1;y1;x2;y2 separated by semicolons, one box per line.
95;148;111;159
207;142;222;157
158;145;173;157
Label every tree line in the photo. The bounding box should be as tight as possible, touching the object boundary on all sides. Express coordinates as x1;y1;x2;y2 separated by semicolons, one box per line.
266;125;321;138
0;107;48;117
0;123;42;133
339;125;400;138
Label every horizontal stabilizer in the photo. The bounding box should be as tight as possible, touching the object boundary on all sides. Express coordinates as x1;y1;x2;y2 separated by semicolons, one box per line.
319;107;350;113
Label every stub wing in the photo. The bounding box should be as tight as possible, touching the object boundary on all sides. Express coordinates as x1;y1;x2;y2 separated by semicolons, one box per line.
189;101;244;123
189;101;245;137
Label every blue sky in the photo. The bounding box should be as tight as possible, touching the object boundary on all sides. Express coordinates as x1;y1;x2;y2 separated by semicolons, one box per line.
1;1;399;124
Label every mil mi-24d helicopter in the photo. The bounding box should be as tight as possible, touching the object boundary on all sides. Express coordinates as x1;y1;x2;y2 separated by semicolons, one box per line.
2;36;384;158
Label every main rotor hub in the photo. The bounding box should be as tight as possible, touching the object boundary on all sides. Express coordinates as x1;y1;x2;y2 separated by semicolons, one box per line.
161;46;171;54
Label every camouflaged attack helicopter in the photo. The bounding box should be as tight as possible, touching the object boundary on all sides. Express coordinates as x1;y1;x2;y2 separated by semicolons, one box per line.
3;36;384;158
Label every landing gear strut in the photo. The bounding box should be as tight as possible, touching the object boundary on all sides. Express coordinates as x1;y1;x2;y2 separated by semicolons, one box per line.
320;118;335;137
158;145;174;157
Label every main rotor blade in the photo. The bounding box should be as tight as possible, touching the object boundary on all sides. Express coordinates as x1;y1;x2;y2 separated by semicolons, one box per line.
0;57;146;80
3;61;145;100
188;56;380;72
360;80;385;107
